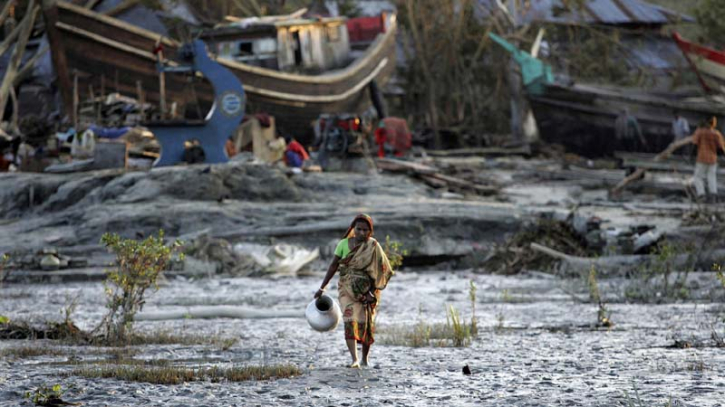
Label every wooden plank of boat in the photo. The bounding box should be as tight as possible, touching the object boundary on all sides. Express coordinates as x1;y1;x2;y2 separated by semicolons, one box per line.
43;0;397;136
673;32;725;94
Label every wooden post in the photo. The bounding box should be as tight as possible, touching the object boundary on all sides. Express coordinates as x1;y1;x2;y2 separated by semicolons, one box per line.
72;71;79;129
42;0;74;123
100;74;105;100
136;80;146;121
155;39;167;120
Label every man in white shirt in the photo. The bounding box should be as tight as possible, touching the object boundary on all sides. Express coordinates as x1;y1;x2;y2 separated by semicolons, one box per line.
672;112;692;159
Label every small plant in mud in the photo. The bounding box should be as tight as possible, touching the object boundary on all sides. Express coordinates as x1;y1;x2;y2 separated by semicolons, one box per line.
383;236;407;270
24;384;66;406
622;380;680;407
469;280;478;335
716;264;725;291
446;305;472;347
0;253;10;287
70;363;300;385
587;266;613;328
624;242;693;303
94;230;183;343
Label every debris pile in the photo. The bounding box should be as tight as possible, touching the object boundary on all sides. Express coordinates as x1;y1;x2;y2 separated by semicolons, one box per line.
183;235;319;277
481;218;592;275
78;93;156;128
376;157;499;196
10;247;88;271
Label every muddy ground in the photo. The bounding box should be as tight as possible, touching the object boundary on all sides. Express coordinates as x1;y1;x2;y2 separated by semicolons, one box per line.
1;272;724;406
1;156;725;406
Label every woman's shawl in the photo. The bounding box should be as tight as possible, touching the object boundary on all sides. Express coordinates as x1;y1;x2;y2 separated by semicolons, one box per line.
340;238;394;291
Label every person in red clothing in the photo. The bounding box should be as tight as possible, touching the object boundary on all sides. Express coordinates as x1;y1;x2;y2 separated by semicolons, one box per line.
373;117;412;158
688;116;725;203
284;136;310;168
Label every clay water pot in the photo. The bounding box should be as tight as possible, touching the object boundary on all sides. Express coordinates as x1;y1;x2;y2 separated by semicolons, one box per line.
306;294;342;332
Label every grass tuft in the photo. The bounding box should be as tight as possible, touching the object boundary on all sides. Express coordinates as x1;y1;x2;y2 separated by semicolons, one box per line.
70;363;300;385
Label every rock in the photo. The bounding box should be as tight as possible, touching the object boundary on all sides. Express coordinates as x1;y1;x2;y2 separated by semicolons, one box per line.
40;254;61;271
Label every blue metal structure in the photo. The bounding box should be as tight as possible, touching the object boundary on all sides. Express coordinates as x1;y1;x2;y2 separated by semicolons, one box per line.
146;40;245;167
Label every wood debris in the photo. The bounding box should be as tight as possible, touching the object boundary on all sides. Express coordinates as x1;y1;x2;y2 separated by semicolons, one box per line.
376;157;499;196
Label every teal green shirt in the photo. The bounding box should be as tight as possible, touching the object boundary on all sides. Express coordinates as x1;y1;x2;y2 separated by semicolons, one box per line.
334;238;351;259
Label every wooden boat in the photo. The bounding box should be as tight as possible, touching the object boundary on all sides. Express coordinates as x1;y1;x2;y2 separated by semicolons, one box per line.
490;33;725;157
672;32;725;94
42;0;397;140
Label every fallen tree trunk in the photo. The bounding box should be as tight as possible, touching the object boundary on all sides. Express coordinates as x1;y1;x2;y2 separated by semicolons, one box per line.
136;306;301;321
530;242;725;277
611;136;693;194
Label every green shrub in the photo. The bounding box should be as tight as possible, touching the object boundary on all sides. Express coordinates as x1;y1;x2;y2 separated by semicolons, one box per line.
446;305;472;347
0;253;10;287
383;236;407;270
95;230;182;343
624;242;693;303
25;384;64;406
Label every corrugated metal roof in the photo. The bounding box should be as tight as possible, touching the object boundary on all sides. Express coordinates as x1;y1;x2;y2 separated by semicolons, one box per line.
477;0;693;26
93;0;200;36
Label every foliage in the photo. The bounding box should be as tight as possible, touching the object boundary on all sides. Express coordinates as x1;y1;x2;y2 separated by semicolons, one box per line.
716;264;725;290
378;283;476;347
693;0;725;46
395;0;512;146
469;280;478;335
71;364;300;385
24;384;64;406
446;305;472;347
587;266;613;327
383;235;407;270
0;253;10;287
624;242;693;303
336;0;361;17
95;231;182;343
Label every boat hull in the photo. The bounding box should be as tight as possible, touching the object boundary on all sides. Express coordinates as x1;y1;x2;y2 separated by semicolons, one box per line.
673;33;725;94
45;1;397;141
529;84;725;157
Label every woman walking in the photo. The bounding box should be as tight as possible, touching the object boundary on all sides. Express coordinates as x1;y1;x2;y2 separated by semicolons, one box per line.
314;214;395;368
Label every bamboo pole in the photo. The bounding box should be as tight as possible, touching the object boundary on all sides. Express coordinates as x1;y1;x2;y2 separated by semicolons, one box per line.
12;45;49;86
72;71;79;130
155;39;167;119
0;17;23;58
42;0;74;123
611;136;694;194
0;1;38;121
9;86;19;135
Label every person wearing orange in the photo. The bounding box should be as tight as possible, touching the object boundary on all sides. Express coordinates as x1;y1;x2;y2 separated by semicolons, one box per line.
689;116;725;203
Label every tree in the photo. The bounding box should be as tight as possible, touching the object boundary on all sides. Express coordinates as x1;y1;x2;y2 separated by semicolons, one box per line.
694;0;725;46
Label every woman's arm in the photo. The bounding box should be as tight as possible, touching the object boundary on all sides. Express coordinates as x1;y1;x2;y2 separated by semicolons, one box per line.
314;256;341;298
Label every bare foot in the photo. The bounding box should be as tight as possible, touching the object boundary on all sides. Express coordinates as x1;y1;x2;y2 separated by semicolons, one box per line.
349;361;360;369
361;360;369;367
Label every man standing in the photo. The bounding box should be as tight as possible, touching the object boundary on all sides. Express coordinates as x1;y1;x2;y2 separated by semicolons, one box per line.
672;112;691;159
615;108;648;152
690;116;725;203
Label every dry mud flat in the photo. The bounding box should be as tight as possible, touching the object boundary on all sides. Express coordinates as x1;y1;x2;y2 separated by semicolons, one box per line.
1;271;725;407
